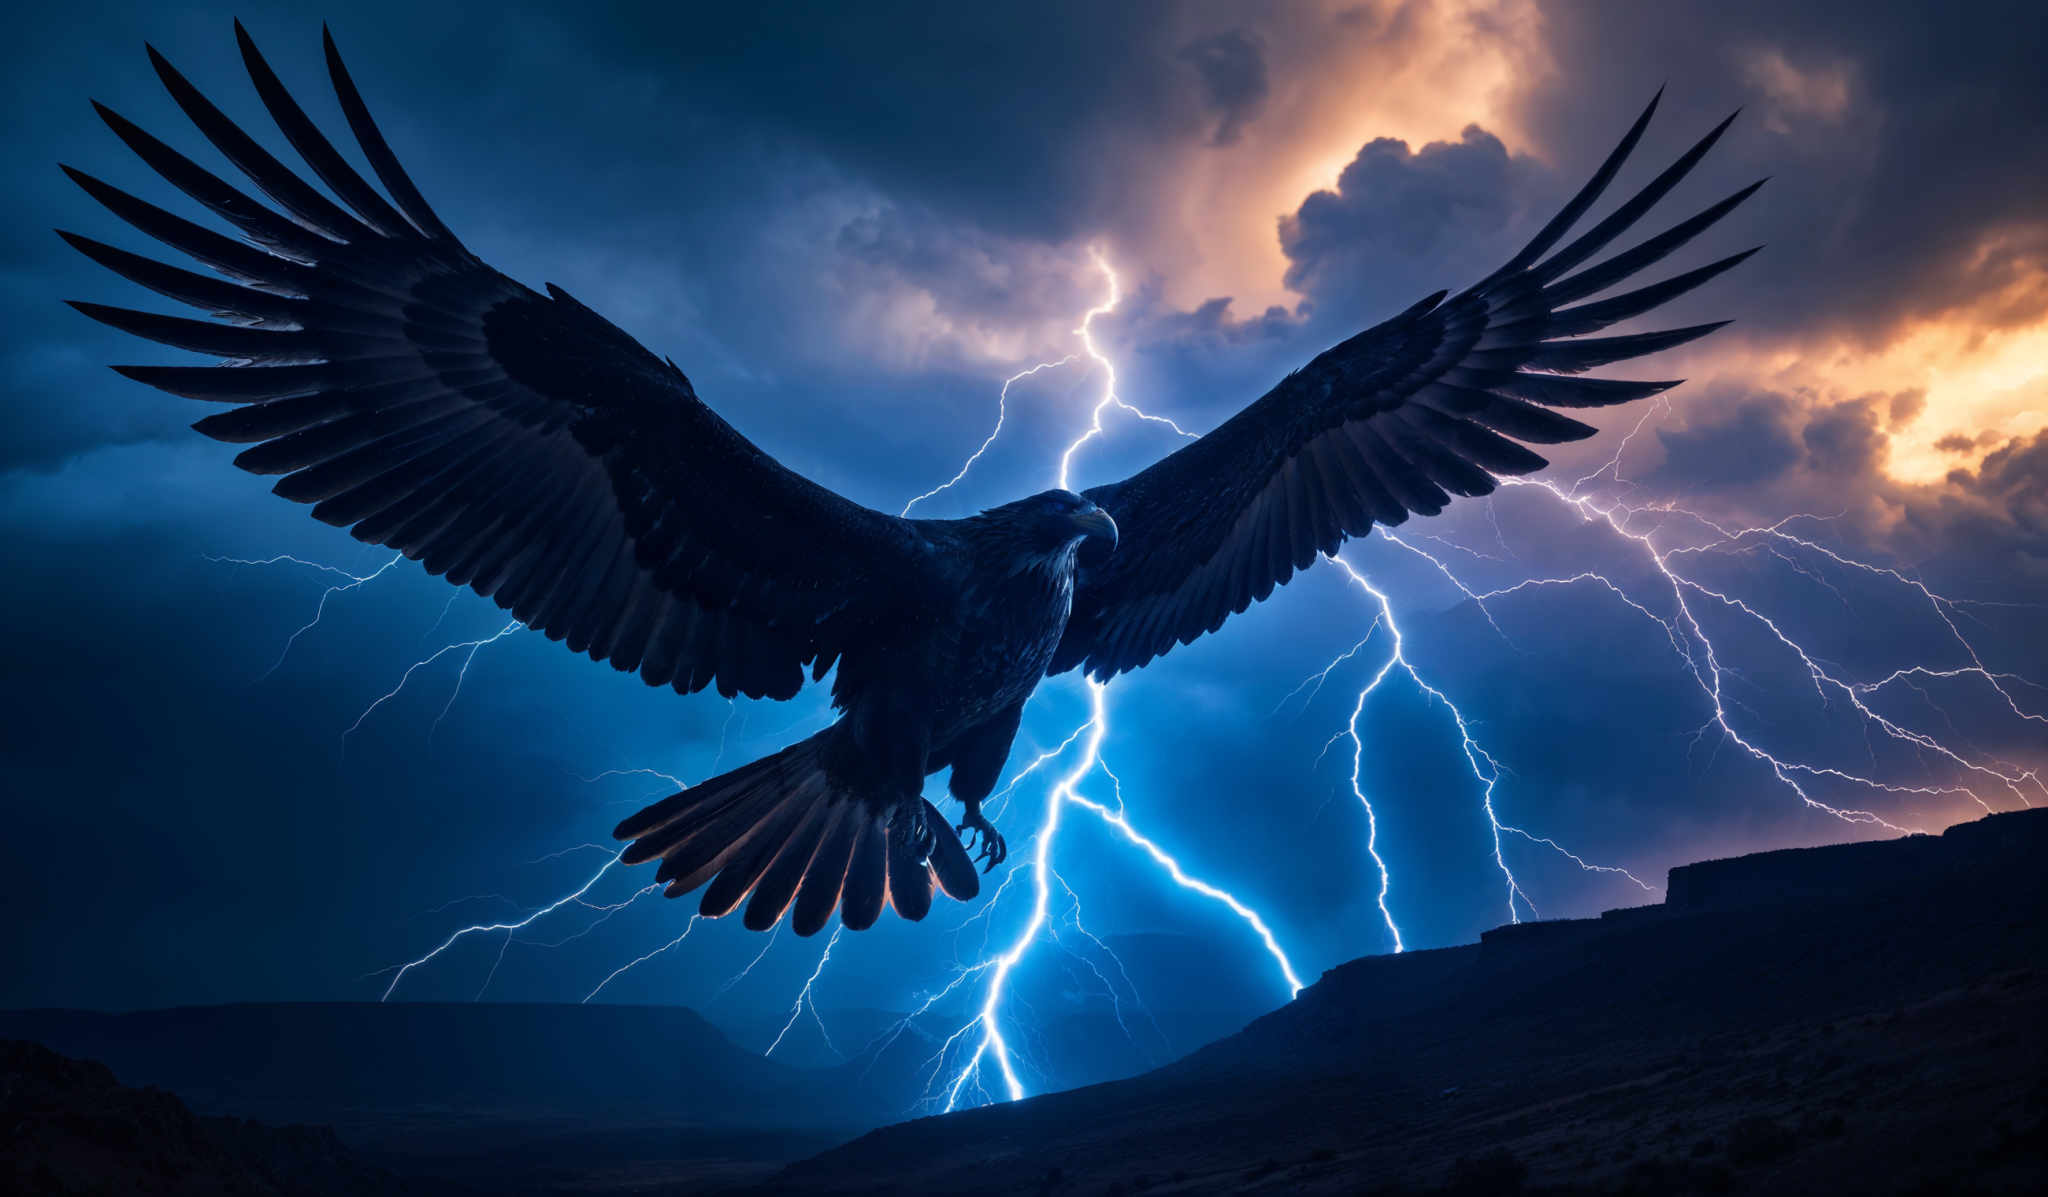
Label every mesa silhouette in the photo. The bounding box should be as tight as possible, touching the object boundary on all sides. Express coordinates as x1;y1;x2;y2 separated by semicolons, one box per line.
769;809;2047;1195
6;810;2041;1195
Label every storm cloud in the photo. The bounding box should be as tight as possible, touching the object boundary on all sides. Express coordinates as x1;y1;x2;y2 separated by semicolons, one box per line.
2;0;2040;1031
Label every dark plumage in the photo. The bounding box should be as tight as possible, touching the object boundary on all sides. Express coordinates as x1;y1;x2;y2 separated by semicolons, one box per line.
67;27;1761;934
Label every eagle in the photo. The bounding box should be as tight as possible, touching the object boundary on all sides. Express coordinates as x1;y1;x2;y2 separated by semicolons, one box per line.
66;25;1759;937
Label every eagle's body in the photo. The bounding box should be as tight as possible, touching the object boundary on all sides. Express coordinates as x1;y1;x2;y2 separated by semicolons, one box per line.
920;516;1083;735
68;24;1761;936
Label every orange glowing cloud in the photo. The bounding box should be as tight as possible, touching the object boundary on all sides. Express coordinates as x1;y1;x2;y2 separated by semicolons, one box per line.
1117;3;2045;488
1119;0;1550;313
1676;243;2048;486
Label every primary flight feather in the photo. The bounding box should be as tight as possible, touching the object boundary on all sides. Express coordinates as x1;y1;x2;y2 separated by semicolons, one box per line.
66;24;1760;936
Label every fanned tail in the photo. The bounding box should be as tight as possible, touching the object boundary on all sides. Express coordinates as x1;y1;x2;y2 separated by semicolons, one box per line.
613;727;979;933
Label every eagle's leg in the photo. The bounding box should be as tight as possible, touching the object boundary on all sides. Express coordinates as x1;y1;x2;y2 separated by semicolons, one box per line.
887;797;937;859
955;801;1007;870
839;685;939;859
933;702;1024;873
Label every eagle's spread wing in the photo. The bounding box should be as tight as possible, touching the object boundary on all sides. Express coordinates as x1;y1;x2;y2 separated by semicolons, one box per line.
1055;93;1760;680
66;24;939;701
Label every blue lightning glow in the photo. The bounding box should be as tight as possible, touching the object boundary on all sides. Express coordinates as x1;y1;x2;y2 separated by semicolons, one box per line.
942;683;1100;1108
1496;474;2041;820
584;915;701;1003
376;853;621;1000
346;619;523;740
206;550;403;676
715;925;782;999
1067;781;1303;993
1056;246;1198;491
1324;551;1532;934
901;355;1080;516
519;884;661;948
930;251;1299;1108
201;233;2039;1122
765;928;844;1058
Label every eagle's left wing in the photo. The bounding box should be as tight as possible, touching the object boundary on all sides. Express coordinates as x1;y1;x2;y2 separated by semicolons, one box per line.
64;24;946;705
1054;94;1760;680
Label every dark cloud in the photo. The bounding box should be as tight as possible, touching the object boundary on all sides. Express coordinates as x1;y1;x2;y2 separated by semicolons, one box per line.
519;0;1226;243
1904;430;2048;588
1516;0;2048;345
1279;125;1552;315
1800;394;1890;478
0;336;192;473
1648;392;1804;491
1177;29;1269;146
1885;390;1927;428
1614;375;2047;594
2;0;2040;1033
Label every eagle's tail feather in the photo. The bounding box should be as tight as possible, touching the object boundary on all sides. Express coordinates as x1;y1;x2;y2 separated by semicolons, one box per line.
611;729;973;934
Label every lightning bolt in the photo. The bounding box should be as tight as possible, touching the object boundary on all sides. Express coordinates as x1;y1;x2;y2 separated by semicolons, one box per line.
374;853;621;1001
765;927;843;1058
346;620;523;740
584;916;701;1004
929;251;1300;1110
1492;475;2043;817
580;767;691;806
266;237;2034;1122
206;550;403;676
901;356;1080;516
221;251;1302;1076
1292;419;2044;955
714;924;783;1000
1056;246;1196;490
210;548;531;742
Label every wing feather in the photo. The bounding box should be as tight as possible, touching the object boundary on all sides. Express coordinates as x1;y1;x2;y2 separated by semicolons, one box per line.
1058;95;1758;678
68;26;937;701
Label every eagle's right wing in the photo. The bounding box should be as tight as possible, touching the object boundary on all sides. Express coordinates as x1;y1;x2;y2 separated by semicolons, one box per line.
65;23;940;701
1056;92;1760;680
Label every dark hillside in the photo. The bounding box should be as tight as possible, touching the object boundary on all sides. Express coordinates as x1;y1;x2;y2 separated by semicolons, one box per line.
770;810;2048;1195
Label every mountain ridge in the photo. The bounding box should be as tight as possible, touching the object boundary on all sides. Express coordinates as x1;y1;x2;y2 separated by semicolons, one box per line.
767;808;2047;1194
5;810;2041;1194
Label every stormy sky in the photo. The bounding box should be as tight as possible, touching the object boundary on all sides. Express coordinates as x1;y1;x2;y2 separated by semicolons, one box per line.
4;0;2042;1071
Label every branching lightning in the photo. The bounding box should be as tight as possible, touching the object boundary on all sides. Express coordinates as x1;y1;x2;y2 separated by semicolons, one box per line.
1296;430;2044;955
901;355;1079;516
1491;474;2044;818
765;927;844;1058
207;550;403;676
1315;541;1666;936
927;252;1298;1110
715;925;783;1000
1055;247;1196;491
374;854;620;1000
584;916;700;1003
221;238;2039;1119
347;619;522;740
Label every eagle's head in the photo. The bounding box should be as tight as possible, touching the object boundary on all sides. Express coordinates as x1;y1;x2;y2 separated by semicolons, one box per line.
980;488;1119;558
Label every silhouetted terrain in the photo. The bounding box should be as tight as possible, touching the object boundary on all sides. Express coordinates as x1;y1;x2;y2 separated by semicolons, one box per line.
0;929;1287;1190
1;1038;419;1195
6;811;2043;1194
0;1003;855;1192
770;809;2048;1194
0;1002;818;1124
723;930;1280;1076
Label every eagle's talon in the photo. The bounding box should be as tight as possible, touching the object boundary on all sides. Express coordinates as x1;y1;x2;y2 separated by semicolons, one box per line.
957;807;1005;872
